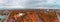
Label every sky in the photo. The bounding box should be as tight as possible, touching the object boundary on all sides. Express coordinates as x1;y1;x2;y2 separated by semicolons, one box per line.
0;0;60;10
